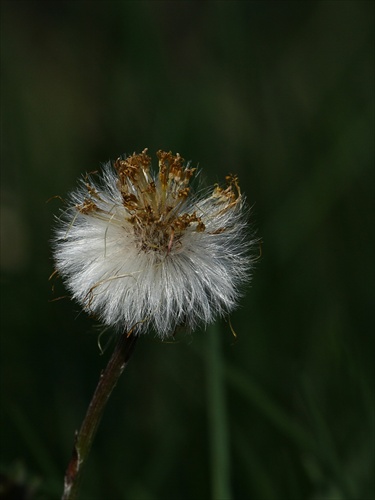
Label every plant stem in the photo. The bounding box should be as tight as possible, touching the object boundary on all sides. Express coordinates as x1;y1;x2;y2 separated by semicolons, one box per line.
62;331;138;500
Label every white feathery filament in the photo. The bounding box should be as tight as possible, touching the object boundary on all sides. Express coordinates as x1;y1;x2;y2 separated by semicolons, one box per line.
53;149;254;338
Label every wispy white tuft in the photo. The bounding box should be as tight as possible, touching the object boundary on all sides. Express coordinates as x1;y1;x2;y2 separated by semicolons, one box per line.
53;149;256;338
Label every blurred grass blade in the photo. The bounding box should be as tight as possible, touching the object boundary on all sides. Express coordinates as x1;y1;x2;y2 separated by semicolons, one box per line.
9;405;61;495
225;365;316;453
302;379;357;499
206;323;232;500
233;427;278;500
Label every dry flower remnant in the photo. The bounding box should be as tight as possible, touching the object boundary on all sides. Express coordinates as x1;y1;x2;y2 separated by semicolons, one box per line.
53;149;255;338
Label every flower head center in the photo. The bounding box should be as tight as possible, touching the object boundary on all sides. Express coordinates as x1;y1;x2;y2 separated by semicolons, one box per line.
75;149;242;256
113;149;205;254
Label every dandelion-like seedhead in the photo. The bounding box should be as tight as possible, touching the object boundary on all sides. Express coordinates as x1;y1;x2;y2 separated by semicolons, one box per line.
53;149;256;338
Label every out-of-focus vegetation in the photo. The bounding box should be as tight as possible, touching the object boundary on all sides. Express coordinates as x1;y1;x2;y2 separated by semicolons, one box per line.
1;1;374;499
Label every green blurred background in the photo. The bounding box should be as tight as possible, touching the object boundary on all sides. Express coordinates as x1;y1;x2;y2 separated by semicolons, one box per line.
1;1;374;499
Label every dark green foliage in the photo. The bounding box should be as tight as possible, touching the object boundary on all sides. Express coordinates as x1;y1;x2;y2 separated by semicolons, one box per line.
1;1;373;499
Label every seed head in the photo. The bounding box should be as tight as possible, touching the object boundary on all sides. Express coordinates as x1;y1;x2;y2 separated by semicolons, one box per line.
53;149;256;338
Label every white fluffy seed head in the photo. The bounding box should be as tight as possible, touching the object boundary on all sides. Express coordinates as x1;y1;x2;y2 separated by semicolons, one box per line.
52;149;256;338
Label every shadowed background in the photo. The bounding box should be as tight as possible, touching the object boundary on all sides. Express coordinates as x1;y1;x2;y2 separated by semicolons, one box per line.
0;1;374;499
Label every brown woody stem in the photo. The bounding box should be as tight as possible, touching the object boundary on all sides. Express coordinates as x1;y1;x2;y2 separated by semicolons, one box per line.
61;331;138;500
